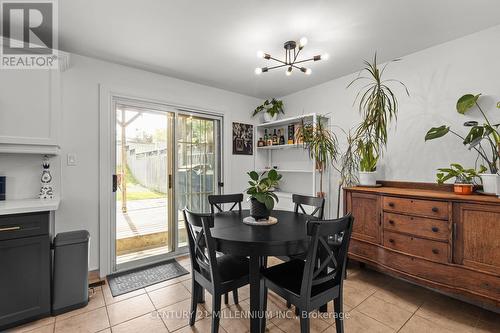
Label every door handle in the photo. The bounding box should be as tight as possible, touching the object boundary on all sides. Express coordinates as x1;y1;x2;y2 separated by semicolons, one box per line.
218;182;224;187
112;174;118;192
168;175;173;189
0;226;21;232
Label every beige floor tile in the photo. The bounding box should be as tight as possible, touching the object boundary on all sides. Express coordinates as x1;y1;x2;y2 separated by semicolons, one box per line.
147;283;191;309
98;330;111;333
372;282;427;312
264;322;285;332
343;310;394;333
54;307;109;333
110;312;167;333
313;300;353;325
219;302;251;333
342;282;376;308
399;315;456;333
144;274;191;293
271;312;330;333
8;317;55;333
173;317;228;333
356;295;413;330
56;288;106;321
158;299;208;332
9;324;54;333
473;310;500;333
106;294;155;326
102;283;146;305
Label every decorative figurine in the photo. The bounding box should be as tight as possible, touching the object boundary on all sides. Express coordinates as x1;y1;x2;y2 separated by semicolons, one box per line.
39;155;54;199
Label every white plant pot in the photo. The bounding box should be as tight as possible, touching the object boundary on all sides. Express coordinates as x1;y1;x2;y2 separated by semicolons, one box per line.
359;171;377;186
263;112;278;123
481;173;499;194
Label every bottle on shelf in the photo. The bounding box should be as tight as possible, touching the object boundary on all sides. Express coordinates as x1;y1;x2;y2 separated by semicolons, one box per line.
279;129;285;145
287;124;295;144
258;137;265;147
272;129;278;145
263;129;268;146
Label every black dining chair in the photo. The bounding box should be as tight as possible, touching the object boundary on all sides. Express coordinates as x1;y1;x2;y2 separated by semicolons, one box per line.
183;208;250;333
208;193;243;214
260;214;354;333
293;194;325;220
208;193;244;304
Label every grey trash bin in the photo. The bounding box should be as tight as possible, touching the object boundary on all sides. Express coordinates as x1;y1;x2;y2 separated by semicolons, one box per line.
52;230;90;315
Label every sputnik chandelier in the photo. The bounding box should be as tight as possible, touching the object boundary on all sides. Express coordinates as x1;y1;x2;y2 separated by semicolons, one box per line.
255;37;328;76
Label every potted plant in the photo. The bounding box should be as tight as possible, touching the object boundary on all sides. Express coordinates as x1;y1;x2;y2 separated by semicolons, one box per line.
425;94;500;194
357;139;379;186
436;163;486;195
296;116;339;197
246;169;282;219
347;53;409;185
252;98;284;122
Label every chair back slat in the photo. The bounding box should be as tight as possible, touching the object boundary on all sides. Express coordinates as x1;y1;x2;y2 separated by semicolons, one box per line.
208;194;243;214
300;214;354;298
183;208;220;285
293;194;325;220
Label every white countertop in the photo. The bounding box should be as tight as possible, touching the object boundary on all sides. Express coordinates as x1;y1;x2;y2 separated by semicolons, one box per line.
0;198;60;215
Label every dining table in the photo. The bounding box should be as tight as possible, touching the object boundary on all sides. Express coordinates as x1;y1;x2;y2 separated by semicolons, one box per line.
211;209;313;333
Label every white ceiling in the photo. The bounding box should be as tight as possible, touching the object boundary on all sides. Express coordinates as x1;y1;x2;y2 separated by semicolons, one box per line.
58;0;500;98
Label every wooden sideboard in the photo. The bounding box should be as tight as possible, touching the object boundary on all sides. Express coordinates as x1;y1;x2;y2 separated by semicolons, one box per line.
343;181;500;312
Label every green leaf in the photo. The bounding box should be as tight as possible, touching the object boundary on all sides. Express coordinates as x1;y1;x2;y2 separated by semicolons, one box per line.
463;126;484;145
497;101;500;109
456;94;480;114
248;171;259;181
264;196;274;211
268;169;278;180
425;126;450;141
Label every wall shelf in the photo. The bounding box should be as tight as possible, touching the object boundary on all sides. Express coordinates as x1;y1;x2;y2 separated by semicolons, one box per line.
257;169;315;173
0;143;60;156
255;113;317;129
257;144;301;150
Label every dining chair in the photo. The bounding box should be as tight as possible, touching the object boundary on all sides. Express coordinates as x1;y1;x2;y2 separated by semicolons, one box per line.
292;194;325;220
208;193;244;304
183;208;250;333
260;214;354;333
208;193;243;214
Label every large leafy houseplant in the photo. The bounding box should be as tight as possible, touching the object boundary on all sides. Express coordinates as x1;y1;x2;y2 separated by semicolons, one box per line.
425;94;500;194
347;53;408;185
246;169;282;219
296;116;339;196
252;98;284;122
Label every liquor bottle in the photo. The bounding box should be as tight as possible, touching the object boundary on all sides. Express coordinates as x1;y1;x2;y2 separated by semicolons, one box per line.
272;129;278;145
263;129;268;146
279;130;285;145
287;124;295;144
258;137;265;147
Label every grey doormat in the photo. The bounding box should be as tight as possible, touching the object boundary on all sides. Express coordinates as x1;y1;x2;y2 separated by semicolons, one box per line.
107;259;189;297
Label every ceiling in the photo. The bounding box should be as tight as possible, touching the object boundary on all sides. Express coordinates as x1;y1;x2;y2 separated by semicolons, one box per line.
58;0;500;98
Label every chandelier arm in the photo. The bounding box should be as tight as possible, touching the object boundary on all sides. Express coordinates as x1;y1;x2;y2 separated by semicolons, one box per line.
267;64;288;70
269;56;288;65
293;47;302;63
293;58;315;65
291;64;304;71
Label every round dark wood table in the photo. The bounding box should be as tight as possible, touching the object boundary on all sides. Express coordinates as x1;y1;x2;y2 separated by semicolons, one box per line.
211;210;311;333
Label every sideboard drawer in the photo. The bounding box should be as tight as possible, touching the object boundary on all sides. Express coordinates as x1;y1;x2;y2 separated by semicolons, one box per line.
0;212;49;241
383;230;449;263
383;196;448;220
383;212;450;241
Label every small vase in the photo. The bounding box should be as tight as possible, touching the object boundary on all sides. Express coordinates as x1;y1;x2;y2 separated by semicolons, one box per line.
480;173;499;194
358;172;377;186
263;112;278;123
250;198;270;220
453;183;473;195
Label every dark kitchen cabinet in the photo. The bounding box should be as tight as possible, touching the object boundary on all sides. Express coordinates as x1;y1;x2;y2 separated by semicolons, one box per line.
0;212;51;330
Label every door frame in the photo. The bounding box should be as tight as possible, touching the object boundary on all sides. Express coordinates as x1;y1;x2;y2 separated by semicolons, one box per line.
99;85;224;277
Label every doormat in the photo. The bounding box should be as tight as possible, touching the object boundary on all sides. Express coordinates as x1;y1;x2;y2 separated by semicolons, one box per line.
107;259;189;297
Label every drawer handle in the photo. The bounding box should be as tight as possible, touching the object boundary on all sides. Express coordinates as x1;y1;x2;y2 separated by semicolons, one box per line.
389;239;395;243
388;202;395;208
432;249;439;254
431;227;439;232
431;207;439;213
389;220;395;225
0;226;21;232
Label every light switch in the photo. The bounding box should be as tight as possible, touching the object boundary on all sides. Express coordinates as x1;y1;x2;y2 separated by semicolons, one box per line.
67;153;77;166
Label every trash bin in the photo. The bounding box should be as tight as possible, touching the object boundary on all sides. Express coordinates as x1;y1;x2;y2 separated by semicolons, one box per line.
52;230;90;315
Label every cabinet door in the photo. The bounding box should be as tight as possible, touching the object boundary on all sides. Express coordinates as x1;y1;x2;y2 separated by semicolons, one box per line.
347;192;381;244
0;235;51;329
453;203;500;275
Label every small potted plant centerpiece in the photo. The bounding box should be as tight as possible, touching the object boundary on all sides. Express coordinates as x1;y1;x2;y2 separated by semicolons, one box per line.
436;163;485;195
252;98;284;122
347;53;409;186
246;169;282;219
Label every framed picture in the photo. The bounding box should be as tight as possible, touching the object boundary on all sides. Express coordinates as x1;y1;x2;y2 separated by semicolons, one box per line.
232;122;253;155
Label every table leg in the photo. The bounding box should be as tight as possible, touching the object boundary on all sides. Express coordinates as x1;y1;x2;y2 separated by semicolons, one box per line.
249;255;262;333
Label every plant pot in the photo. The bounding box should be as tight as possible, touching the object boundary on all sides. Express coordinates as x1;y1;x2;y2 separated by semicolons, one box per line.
263;112;278;123
358;171;377;186
480;173;499;194
453;183;474;195
250;198;271;220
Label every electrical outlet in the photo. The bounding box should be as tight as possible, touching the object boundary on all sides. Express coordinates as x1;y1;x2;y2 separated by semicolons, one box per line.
67;153;77;166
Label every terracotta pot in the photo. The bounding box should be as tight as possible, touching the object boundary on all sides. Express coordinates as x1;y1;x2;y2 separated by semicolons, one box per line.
453;183;474;195
250;198;270;220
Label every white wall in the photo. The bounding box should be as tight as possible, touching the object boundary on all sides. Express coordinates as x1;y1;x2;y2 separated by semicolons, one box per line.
280;25;500;217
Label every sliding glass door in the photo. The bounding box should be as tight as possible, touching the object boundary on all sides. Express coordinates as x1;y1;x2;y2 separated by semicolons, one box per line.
111;99;222;272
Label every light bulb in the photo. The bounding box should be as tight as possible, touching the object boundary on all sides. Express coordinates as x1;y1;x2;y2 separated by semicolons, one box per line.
299;37;308;47
255;67;263;75
286;66;292;76
256;50;264;58
322;53;330;61
305;68;312;75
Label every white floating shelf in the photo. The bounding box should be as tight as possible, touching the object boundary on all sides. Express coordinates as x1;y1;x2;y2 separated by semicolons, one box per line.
257;144;301;150
0;143;60;155
0;198;60;215
255;113;320;128
256;169;315;173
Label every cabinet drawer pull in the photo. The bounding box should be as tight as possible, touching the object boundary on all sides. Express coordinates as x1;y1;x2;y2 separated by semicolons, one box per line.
0;226;21;232
431;207;439;213
389;239;395;243
432;249;439;254
388;202;395;207
389;220;395;225
431;227;439;232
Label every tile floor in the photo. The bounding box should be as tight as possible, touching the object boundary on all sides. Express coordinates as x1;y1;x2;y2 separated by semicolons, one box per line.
7;256;499;333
